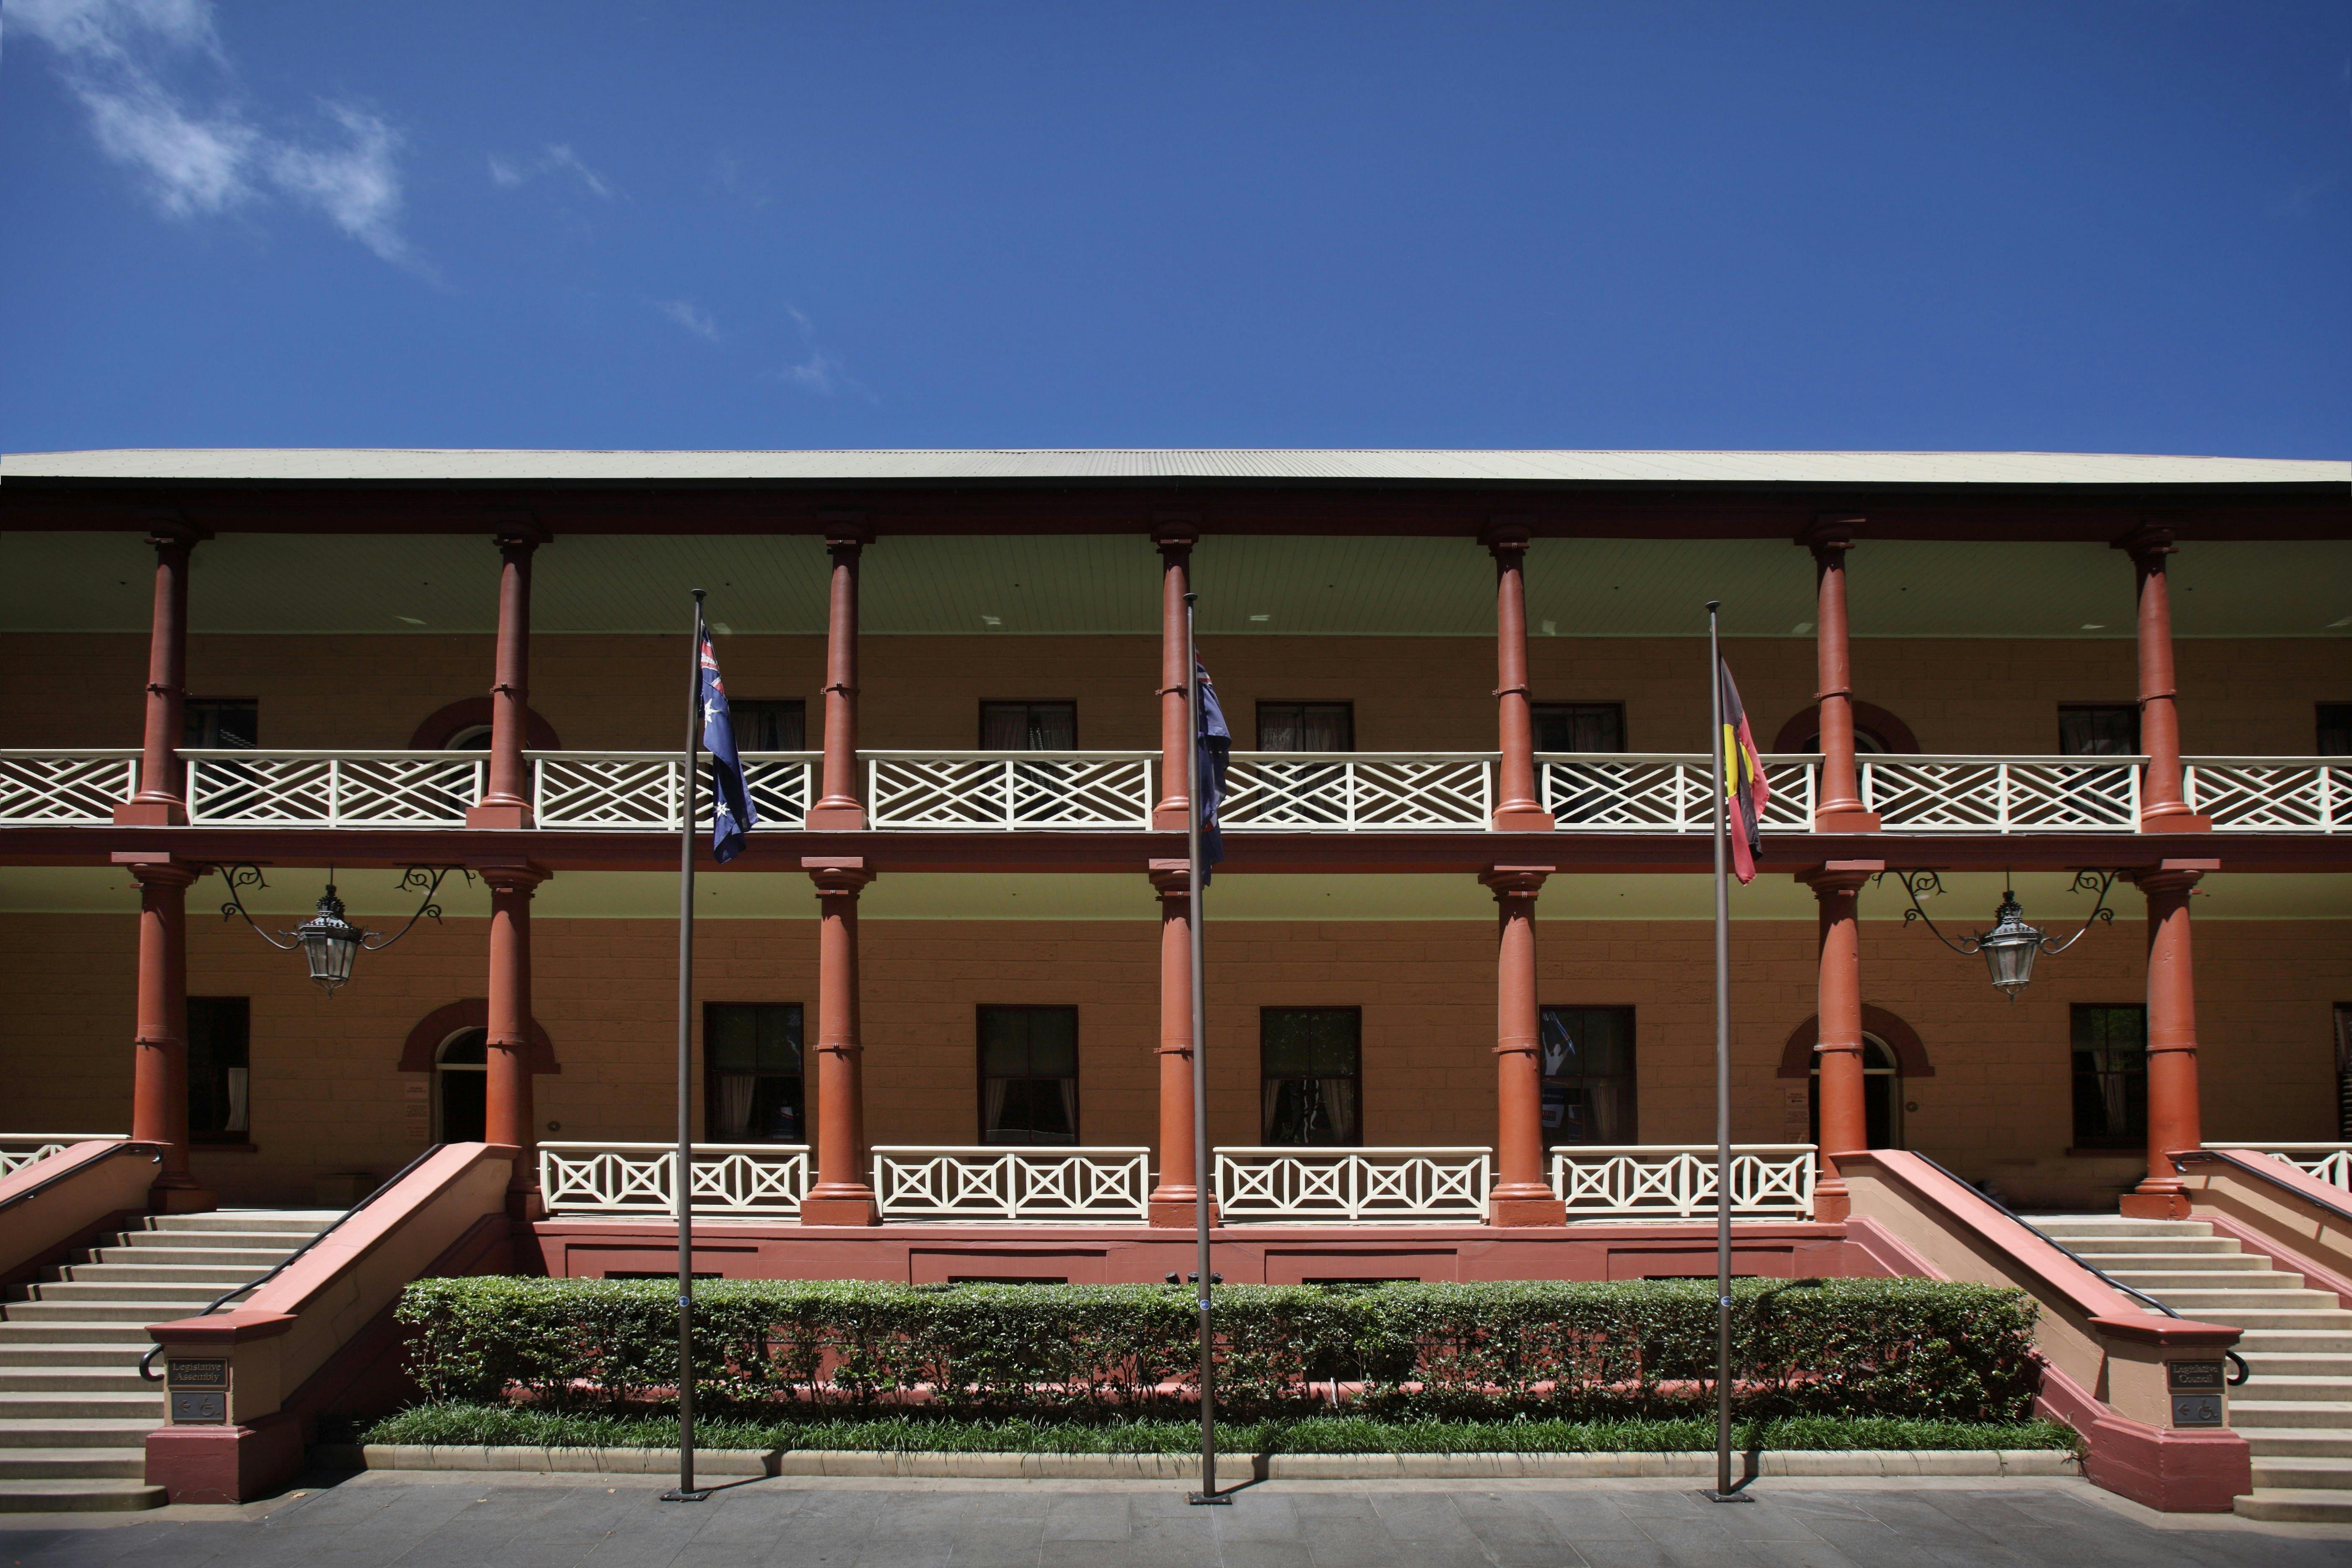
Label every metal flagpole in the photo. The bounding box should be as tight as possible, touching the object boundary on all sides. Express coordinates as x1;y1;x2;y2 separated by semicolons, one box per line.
1184;592;1228;1507
1705;599;1747;1504
664;590;709;1504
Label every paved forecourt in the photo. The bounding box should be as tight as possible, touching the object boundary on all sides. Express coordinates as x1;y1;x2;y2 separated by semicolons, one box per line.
1;1471;2350;1568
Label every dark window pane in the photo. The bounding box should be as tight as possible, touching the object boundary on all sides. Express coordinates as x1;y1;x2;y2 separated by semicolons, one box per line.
979;1007;1079;1144
183;699;258;750
704;1003;804;1143
2059;704;2140;756
710;1007;758;1072
1538;1006;1637;1146
1260;1009;1362;1145
186;997;250;1141
1256;702;1353;752
980;702;1078;750
1532;703;1626;753
2319;704;2352;757
730;700;805;752
2071;1004;2148;1147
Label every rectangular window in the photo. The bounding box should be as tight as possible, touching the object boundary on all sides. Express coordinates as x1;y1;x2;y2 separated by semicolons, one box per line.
2058;704;2140;756
182;699;257;749
704;1003;805;1143
978;1006;1080;1144
186;997;250;1143
1256;701;1354;752
2335;1003;2351;1142
1260;1008;1362;1145
980;701;1078;750
729;700;805;752
2071;1004;2148;1149
2318;704;2352;757
1532;703;1626;753
1539;1006;1638;1145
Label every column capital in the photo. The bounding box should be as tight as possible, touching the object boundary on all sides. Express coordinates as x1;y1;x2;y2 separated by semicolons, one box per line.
1147;858;1192;898
490;522;550;552
2113;521;2177;561
1798;859;1883;896
1479;864;1552;898
2128;858;2217;897
821;512;873;552
112;851;201;890
805;856;874;896
1150;518;1199;554
1799;514;1861;554
475;860;549;895
143;517;211;550
1480;521;1532;559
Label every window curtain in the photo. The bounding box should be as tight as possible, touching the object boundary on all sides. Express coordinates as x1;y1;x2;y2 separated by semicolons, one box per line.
981;708;1028;749
982;1077;1011;1139
1055;1076;1078;1139
1028;708;1077;749
223;1068;249;1135
1323;1077;1360;1144
2092;1048;2134;1133
1298;708;1349;753
1262;1079;1285;1142
717;1073;756;1140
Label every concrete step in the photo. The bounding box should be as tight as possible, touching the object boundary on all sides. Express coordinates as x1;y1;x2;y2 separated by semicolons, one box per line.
0;1419;161;1449
2060;1235;2242;1256
2222;1376;2352;1404
0;1393;165;1421
2236;1354;2352;1378
2122;1288;2336;1310
2101;1270;2298;1293
0;1300;227;1323
0;1345;148;1368
2180;1309;2352;1331
147;1211;336;1234
105;1229;321;1251
85;1247;293;1270
21;1282;244;1305
2237;1428;2352;1459
2074;1251;2268;1271
54;1263;266;1285
0;1369;167;1395
2033;1217;2214;1239
2233;1487;2352;1524
2250;1455;2352;1490
0;1448;145;1480
0;1479;165;1513
0;1324;156;1345
2228;1400;2352;1429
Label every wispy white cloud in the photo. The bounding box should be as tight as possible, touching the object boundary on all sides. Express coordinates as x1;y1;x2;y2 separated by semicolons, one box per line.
782;349;842;395
487;143;615;199
10;0;420;267
654;298;720;341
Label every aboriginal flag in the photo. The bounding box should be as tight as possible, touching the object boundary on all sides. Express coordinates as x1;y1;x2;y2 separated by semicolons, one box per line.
1719;658;1768;885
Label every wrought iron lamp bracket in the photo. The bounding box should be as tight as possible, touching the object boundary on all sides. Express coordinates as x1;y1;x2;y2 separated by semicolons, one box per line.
1876;867;2119;957
212;863;470;951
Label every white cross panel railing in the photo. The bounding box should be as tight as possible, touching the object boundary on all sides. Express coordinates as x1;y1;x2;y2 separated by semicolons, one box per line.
0;1135;122;1178
871;1146;1153;1221
530;752;815;831
1220;754;1493;830
0;751;139;825
2185;760;2350;834
1862;756;2141;833
865;753;1155;830
1214;1147;1493;1222
537;1141;810;1217
1540;754;1818;833
1550;1144;1817;1220
184;750;487;828
2210;1142;2352;1192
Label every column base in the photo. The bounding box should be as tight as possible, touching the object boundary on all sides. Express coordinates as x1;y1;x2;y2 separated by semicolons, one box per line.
1150;806;1191;832
1488;1193;1567;1227
1491;808;1556;832
804;805;867;830
149;1184;219;1215
1148;1198;1219;1229
465;802;534;830
2138;812;2213;834
1810;1178;1852;1223
1811;810;1881;833
112;800;186;827
2120;1186;2193;1221
799;1192;881;1226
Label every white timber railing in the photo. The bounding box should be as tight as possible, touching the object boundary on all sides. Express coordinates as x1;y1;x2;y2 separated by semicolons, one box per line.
1862;756;2141;833
1549;1144;1817;1220
871;1146;1152;1221
866;753;1155;830
1215;1147;1493;1222
1540;754;1818;833
2185;760;2352;833
530;752;816;831
185;750;486;828
0;1135;122;1179
537;1141;810;1217
1220;754;1493;830
0;751;139;825
2210;1142;2352;1193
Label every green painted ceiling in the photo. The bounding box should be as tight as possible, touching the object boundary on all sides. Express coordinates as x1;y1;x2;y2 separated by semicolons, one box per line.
2;532;2348;640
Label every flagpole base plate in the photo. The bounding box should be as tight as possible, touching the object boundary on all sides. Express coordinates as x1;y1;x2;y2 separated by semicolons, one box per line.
1186;1492;1233;1506
1702;1490;1756;1504
661;1489;712;1503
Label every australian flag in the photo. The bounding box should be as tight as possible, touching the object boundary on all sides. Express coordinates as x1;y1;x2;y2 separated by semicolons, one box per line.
1195;661;1230;884
699;637;758;862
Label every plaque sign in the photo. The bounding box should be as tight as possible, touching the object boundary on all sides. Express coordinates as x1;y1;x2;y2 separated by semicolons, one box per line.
170;1391;228;1424
165;1358;228;1390
2166;1360;2226;1428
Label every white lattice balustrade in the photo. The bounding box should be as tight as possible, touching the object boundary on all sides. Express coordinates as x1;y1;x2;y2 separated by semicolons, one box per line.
1862;756;2140;833
531;753;815;830
1540;755;1817;833
865;754;1154;830
2186;760;2349;833
871;1147;1151;1221
0;1136;121;1178
1220;755;1492;830
538;1142;810;1216
185;751;486;828
2214;1142;2352;1192
1214;1147;1492;1222
1549;1144;1816;1219
0;752;139;825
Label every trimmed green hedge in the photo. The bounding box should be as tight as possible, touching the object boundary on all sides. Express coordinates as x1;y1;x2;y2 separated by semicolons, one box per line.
396;1276;2041;1422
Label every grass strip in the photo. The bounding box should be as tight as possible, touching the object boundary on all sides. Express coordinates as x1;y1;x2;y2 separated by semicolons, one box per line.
351;1403;2081;1457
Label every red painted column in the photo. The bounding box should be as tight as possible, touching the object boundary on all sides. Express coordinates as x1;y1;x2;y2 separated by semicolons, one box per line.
1145;859;1212;1227
1803;518;1880;832
802;858;879;1224
2117;526;2211;833
1482;866;1565;1225
482;863;547;1217
1802;860;1881;1221
1483;525;1554;831
1150;526;1198;831
806;524;872;830
116;526;208;828
2122;862;2214;1219
119;854;214;1212
466;530;542;830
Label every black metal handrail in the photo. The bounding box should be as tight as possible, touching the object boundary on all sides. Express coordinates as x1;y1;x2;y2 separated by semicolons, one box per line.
0;1140;162;1217
1908;1151;2250;1386
2174;1148;2352;1226
137;1144;448;1382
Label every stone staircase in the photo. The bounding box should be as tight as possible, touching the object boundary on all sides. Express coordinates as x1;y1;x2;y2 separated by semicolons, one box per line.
0;1210;336;1511
2040;1215;2352;1525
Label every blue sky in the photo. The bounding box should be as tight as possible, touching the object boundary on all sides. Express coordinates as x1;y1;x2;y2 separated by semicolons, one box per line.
2;2;2346;456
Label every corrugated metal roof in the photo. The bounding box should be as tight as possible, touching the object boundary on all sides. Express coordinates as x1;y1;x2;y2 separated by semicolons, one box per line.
3;448;2344;487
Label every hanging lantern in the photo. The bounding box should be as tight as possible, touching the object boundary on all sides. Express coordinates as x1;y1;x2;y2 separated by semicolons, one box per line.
1889;869;2116;1001
215;864;467;995
293;885;366;994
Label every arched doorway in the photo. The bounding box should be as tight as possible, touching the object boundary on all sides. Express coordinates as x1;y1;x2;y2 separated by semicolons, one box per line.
435;1028;489;1143
1808;1035;1903;1150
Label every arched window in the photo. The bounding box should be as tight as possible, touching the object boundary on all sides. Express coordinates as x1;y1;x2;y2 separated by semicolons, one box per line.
435;1028;489;1144
444;725;494;750
1808;1035;1903;1150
